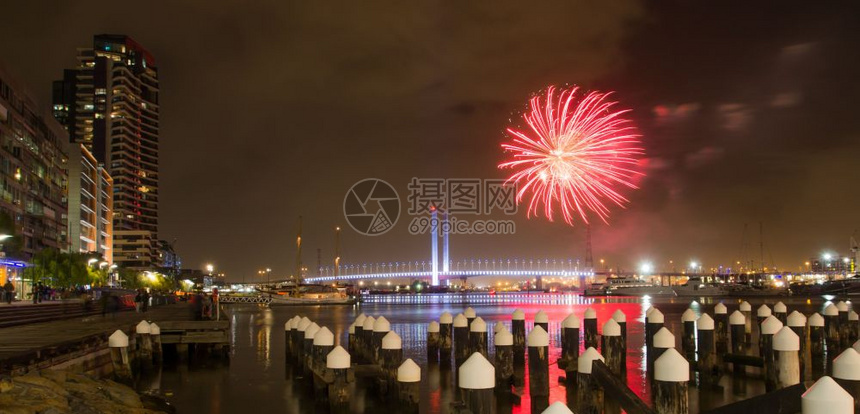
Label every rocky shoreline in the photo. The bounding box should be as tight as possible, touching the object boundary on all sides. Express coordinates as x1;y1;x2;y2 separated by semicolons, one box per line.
0;370;172;414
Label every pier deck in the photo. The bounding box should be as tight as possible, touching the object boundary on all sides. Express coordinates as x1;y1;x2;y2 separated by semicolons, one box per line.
0;303;229;374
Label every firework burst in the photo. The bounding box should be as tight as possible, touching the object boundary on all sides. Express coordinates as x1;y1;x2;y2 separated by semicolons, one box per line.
499;86;644;225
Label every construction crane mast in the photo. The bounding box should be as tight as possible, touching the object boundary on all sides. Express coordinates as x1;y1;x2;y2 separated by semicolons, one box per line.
851;230;858;274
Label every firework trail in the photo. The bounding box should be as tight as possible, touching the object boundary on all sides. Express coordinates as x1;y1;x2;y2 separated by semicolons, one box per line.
499;86;644;225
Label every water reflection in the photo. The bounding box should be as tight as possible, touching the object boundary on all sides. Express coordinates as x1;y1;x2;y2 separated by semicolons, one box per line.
153;296;828;413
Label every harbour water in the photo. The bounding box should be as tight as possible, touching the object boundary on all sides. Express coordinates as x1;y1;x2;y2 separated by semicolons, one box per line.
151;294;832;413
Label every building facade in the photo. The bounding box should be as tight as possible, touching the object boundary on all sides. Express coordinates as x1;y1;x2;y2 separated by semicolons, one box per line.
0;62;69;293
53;34;159;270
157;239;181;277
67;143;112;261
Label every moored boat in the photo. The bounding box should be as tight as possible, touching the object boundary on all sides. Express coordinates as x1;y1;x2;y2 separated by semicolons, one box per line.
587;276;675;297
673;277;728;297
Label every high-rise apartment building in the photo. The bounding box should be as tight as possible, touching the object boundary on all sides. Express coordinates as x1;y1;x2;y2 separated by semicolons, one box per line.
53;34;159;269
0;63;69;259
67;143;112;261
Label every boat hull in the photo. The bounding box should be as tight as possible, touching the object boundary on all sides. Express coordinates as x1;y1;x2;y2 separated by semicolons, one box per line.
605;287;676;297
673;287;728;297
268;296;355;305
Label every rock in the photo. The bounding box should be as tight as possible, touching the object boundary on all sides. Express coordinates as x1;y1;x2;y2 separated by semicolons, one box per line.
15;372;70;398
0;376;12;393
0;370;168;414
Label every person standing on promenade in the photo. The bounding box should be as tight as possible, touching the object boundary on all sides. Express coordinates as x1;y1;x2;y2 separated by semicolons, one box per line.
100;291;111;317
3;280;13;304
142;290;150;313
134;290;143;313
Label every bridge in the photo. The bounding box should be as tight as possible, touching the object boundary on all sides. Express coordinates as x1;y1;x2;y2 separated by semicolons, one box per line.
305;267;594;284
298;210;708;287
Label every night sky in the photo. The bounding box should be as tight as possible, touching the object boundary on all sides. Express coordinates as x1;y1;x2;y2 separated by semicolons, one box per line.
1;2;859;280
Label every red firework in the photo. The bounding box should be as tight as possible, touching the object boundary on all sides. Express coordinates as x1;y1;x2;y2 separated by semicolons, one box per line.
499;86;644;225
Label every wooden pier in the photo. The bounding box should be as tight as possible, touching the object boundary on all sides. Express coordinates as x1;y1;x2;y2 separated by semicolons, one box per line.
0;302;230;376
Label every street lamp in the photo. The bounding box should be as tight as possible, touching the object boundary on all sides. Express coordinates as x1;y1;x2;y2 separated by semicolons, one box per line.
87;258;98;266
206;264;214;274
640;262;653;275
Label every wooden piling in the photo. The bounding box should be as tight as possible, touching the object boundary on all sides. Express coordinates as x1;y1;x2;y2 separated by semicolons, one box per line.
313;327;335;376
381;331;403;393
135;320;153;370
576;347;605;414
757;304;772;328
697;314;716;382
428;321;441;362
647;308;665;358
654;347;689;414
303;323;320;376
714;303;728;353
534;310;549;332
372;316;391;364
512;309;526;361
459;352;496;414
773;326;800;389
651;327;676;396
832;348;860;413
836;301;850;350
109;330;133;383
824;304;840;356
361;316;376;363
681;309;697;361
347;322;356;355
296;317;312;366
397;359;421;414
740;301;752;345
584;307;599;350
285;318;296;358
494;328;514;387
150;322;163;364
326;346;351;414
454;313;470;368
465;307;477;328
848;311;858;345
440;312;454;361
730;310;747;357
493;321;504;334
470;317;488;358
612;309;627;369
809;313;825;358
561;313;580;374
774;301;787;325
352;314;366;359
761;315;784;391
601;318;623;378
787;311;808;378
801;376;854;414
528;325;550;398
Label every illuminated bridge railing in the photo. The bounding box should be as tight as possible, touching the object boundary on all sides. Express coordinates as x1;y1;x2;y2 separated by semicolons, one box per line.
303;269;594;283
358;293;645;306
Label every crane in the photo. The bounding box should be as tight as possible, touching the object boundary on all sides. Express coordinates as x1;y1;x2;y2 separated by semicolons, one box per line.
851;230;858;274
